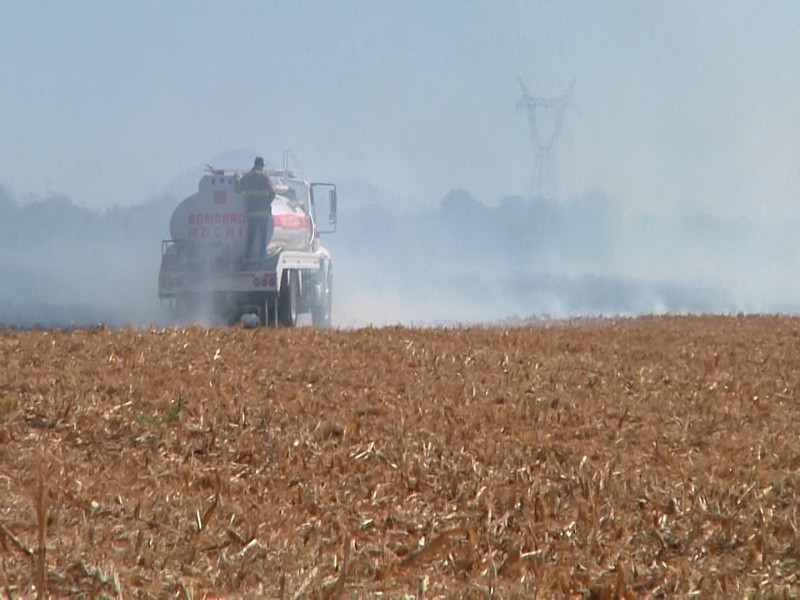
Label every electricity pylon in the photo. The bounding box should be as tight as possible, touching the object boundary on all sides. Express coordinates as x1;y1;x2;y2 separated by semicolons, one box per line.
516;79;573;199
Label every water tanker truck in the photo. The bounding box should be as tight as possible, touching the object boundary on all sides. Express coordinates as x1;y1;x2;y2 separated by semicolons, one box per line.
158;151;337;327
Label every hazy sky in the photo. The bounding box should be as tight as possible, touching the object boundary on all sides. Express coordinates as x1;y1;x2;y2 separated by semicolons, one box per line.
2;2;799;219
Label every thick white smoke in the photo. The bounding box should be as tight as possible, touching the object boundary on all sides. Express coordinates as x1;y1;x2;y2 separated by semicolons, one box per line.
0;175;797;330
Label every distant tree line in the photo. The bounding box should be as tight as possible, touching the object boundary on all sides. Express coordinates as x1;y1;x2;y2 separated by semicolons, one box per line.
0;185;177;248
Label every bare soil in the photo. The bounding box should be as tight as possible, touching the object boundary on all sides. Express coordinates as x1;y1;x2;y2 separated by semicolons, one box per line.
1;316;800;597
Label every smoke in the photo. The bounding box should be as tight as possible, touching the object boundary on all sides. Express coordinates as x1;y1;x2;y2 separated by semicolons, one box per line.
0;186;175;329
327;183;800;326
0;174;797;330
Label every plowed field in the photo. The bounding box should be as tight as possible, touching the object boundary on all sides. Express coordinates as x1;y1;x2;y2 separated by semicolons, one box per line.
2;316;800;597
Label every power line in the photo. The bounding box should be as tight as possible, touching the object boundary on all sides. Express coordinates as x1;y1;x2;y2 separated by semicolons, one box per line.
516;79;574;200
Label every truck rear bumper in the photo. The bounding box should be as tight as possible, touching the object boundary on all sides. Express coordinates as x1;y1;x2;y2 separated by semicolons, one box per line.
158;251;322;297
159;269;278;296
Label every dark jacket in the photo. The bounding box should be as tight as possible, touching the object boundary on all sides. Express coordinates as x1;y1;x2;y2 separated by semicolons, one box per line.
238;169;276;217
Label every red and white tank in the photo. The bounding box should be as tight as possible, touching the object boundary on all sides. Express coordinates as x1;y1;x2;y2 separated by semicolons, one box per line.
169;171;314;256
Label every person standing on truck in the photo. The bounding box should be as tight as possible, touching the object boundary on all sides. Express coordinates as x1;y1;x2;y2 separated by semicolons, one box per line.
237;156;276;261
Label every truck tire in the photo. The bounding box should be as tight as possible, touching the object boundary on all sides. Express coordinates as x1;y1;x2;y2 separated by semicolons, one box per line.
278;270;299;327
265;300;277;327
312;271;332;328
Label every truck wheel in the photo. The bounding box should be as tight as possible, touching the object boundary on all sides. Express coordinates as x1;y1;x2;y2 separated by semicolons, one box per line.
278;270;299;327
312;271;332;328
265;300;278;327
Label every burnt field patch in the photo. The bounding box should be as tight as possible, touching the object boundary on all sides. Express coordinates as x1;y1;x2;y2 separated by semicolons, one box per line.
1;316;799;597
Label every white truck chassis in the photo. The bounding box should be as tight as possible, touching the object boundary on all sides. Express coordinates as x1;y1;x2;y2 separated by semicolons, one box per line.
159;245;332;327
158;153;336;328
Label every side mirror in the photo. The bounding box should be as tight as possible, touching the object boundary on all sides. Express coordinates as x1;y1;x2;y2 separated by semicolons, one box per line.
311;182;337;234
329;189;337;226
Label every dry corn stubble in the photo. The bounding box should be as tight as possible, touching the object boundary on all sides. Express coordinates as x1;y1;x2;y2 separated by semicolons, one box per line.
0;316;799;596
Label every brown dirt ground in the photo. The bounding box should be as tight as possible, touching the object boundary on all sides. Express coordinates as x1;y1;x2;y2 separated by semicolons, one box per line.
1;316;800;598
